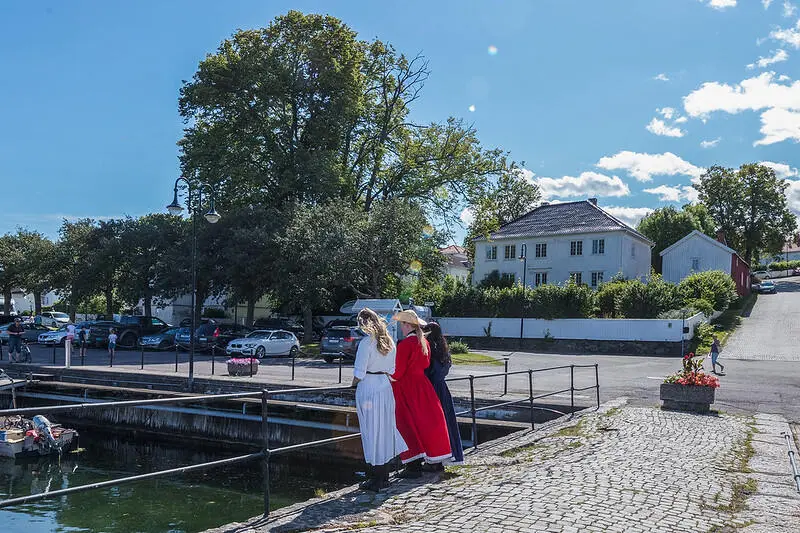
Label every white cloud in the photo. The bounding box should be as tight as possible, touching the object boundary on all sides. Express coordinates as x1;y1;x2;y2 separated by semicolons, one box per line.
653;73;670;82
643;185;699;203
700;138;721;148
754;107;800;145
459;207;475;226
701;0;736;9
683;72;800;117
764;0;773;8
603;206;654;228
596;151;704;182
674;116;688;124
658;107;675;120
779;74;792;81
646;117;685;137
783;1;797;17
746;49;789;69
536;172;630;198
761;161;800;178
771;18;800;48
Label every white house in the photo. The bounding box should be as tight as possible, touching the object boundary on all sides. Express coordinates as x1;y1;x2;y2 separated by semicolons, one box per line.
760;243;800;265
472;199;653;288
440;245;471;282
660;230;751;296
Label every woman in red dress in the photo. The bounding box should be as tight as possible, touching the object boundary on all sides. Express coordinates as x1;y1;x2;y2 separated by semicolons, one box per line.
391;310;452;478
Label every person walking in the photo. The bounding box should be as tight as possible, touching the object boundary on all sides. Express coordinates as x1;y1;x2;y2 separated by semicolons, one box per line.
78;325;88;360
108;328;117;359
710;335;724;374
7;317;24;363
65;322;76;368
351;308;408;491
422;322;464;467
391;310;451;478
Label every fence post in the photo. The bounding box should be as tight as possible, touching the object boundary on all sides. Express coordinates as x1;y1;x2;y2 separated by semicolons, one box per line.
338;352;343;384
570;365;575;414
528;369;534;430
109;345;114;368
469;375;477;449
261;388;271;517
291;352;296;381
503;357;509;396
0;341;4;360
211;345;215;376
595;363;600;410
52;344;56;365
174;344;179;373
81;343;85;366
140;344;144;370
250;357;254;378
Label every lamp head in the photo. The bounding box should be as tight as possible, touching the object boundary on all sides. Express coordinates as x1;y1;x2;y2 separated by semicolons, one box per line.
166;189;183;215
204;208;221;224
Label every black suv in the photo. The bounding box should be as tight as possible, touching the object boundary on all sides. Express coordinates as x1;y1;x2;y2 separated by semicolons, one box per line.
176;322;253;352
89;315;170;349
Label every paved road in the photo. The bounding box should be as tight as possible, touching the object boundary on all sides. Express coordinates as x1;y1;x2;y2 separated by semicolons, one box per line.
724;276;800;361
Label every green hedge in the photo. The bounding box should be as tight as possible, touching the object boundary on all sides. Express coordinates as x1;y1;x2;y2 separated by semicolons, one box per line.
437;270;736;319
767;260;800;271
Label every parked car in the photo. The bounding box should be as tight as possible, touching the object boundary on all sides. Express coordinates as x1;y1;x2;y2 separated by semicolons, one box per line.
0;323;54;344
252;317;309;340
38;325;82;346
40;311;71;328
138;327;182;350
225;330;300;358
89;315;170;348
756;280;777;294
320;326;365;363
793;267;800;276
752;270;771;280
323;316;358;329
175;323;254;352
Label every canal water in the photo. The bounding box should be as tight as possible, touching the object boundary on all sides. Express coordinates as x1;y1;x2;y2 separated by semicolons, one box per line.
0;426;359;533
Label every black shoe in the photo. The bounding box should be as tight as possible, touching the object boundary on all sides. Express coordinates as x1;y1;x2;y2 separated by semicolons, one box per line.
422;462;444;473
360;464;388;492
397;460;423;479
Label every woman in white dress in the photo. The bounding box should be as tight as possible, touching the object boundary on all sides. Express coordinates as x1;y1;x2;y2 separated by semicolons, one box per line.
351;308;408;491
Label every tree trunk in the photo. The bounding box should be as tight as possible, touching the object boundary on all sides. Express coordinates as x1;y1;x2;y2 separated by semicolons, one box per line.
303;306;313;344
2;287;11;315
105;283;114;318
33;290;42;315
246;298;256;326
143;289;153;318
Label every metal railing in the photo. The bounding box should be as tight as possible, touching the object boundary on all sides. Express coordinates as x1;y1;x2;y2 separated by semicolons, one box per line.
446;363;600;449
785;433;800;493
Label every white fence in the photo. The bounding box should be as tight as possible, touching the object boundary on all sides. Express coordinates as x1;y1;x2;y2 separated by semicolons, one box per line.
437;312;713;343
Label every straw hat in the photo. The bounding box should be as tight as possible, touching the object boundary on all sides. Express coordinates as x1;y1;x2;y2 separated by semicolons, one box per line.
392;309;427;328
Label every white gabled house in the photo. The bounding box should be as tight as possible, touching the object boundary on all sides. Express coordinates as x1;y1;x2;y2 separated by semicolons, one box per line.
472;199;654;288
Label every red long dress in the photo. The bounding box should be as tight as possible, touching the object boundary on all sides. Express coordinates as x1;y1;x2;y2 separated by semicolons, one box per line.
391;335;452;464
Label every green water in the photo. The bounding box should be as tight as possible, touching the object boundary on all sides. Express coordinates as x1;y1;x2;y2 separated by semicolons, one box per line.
0;429;358;533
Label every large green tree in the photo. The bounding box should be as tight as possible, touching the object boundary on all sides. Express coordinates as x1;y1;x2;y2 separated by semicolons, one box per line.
0;234;25;315
636;204;717;273
52;219;97;321
15;230;57;314
697;164;797;265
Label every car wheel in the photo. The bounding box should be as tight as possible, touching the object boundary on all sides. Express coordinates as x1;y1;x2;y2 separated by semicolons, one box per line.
289;345;299;358
255;346;266;359
158;340;170;350
323;355;333;364
119;333;137;349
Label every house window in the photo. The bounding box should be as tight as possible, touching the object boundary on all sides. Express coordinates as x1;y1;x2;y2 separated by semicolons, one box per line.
504;244;516;260
534;272;548;286
631;243;636;258
570;272;583;285
535;243;547;258
691;257;700;271
501;273;515;284
570;241;583;256
592;239;605;255
486;245;497;260
591;271;604;287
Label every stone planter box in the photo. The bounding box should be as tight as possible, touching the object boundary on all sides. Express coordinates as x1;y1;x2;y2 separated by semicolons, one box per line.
227;362;259;376
660;383;715;413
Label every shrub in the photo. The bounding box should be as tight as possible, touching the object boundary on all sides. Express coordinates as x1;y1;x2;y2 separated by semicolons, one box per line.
450;341;469;354
596;280;629;317
479;270;515;289
678;270;737;311
686;298;714;317
202;307;227;319
616;275;681;318
767;260;800;271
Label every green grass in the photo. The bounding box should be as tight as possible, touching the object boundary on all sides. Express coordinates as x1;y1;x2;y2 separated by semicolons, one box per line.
451;352;503;366
300;342;320;357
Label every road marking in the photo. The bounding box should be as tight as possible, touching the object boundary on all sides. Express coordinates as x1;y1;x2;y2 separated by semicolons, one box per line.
646;376;665;380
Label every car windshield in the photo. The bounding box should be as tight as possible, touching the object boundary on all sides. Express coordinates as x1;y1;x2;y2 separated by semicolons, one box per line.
52;313;69;319
246;331;273;339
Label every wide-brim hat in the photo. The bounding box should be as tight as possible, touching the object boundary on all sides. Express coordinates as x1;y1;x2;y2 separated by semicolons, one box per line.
392;309;427;328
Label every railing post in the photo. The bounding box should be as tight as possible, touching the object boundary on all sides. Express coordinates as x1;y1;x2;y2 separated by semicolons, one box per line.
291;352;296;381
0;340;4;360
140;343;144;370
503;357;509;396
594;363;600;410
52;344;56;365
81;343;85;366
250;357;254;378
570;365;575;414
109;345;113;368
261;388;271;517
175;344;179;373
469;375;477;449
528;369;534;430
211;345;215;376
338;352;343;384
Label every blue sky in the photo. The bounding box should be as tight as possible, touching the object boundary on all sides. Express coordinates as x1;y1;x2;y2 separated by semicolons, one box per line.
1;0;799;242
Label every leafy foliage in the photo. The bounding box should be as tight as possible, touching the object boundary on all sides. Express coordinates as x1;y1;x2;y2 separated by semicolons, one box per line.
615;275;681;319
677;270;737;312
449;341;469;354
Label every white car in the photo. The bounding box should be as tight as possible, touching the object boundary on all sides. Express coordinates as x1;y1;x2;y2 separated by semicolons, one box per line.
226;330;300;358
40;312;70;328
39;325;80;346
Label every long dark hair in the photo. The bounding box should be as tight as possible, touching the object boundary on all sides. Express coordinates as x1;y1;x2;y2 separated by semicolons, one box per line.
423;322;451;366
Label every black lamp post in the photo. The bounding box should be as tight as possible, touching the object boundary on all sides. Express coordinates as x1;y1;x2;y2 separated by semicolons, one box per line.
519;243;527;347
167;177;221;391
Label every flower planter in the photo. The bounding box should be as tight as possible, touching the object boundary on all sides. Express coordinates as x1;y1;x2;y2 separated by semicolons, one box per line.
660;383;715;413
227;362;259;376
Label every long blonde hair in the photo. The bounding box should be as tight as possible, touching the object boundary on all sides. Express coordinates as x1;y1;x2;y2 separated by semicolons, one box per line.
357;308;395;356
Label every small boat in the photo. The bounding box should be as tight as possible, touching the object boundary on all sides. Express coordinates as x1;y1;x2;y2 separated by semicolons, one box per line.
0;415;79;458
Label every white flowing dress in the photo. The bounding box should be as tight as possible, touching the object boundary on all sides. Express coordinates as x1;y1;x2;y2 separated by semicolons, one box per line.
354;337;408;466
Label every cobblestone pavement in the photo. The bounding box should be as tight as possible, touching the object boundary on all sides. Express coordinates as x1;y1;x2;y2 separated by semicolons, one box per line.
723;276;800;362
204;400;800;533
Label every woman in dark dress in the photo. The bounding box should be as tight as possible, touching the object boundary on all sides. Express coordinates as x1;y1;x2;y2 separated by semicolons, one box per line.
422;322;464;466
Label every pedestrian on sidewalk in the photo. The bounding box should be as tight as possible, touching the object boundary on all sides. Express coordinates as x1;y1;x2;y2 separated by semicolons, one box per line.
351;308;408;492
391;310;451;478
65;322;76;368
78;325;88;359
423;322;464;468
710;335;724;374
7;317;24;363
108;329;117;359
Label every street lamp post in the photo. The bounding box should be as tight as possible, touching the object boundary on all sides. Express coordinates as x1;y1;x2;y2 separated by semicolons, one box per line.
167;177;221;391
519;244;527;348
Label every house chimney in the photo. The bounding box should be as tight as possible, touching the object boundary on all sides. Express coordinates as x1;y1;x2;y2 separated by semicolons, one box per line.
588;198;597;205
716;229;727;245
